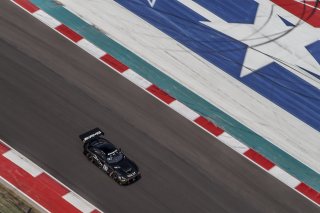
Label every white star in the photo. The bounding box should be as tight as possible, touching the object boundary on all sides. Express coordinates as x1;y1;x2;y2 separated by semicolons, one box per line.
177;0;320;87
147;0;157;8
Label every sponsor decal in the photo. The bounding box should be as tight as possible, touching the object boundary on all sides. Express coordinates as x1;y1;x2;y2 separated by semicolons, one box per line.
83;131;102;142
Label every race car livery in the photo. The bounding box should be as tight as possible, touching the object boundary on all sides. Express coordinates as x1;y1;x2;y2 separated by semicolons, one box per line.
80;128;141;185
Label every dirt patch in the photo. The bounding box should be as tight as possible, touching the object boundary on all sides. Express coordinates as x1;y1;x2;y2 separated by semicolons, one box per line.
0;183;42;213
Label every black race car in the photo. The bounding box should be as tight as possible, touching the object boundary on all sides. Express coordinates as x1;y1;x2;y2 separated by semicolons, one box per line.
79;128;141;185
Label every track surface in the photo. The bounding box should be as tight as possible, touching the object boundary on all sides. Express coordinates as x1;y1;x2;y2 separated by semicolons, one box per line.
0;1;318;212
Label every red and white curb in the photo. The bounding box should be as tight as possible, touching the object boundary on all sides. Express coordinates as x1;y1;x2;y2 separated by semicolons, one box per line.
0;139;102;213
11;0;320;208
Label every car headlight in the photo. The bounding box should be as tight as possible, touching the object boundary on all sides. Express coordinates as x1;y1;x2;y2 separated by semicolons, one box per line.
118;176;126;181
127;171;136;177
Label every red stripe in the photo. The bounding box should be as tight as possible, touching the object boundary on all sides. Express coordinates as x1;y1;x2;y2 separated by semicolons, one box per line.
36;173;69;196
305;1;319;7
55;24;83;43
194;116;224;136
0;155;81;212
146;85;175;104
295;183;320;204
91;210;102;213
14;0;39;13
244;149;275;170
272;0;320;28
100;54;129;73
0;143;10;155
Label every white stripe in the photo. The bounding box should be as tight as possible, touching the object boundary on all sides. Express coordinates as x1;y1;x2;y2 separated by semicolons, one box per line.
77;39;106;58
122;69;153;89
217;132;249;154
169;100;199;121
0;139;103;212
63;192;96;213
33;10;61;29
3;150;43;177
268;166;301;188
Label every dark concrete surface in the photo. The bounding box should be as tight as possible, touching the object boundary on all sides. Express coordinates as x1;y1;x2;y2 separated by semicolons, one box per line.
0;1;318;212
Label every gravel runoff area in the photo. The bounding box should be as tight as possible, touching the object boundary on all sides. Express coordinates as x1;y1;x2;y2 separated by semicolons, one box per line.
0;181;42;213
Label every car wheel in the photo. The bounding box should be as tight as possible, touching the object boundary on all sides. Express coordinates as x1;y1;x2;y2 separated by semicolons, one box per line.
86;153;92;161
86;153;96;165
97;162;103;169
111;172;119;182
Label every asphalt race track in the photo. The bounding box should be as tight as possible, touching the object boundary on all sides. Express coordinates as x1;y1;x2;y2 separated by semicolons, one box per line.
0;1;318;212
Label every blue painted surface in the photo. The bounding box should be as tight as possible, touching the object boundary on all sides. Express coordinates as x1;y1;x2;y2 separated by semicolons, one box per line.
30;0;320;190
243;63;320;129
306;40;320;65
194;0;258;24
278;15;295;27
116;0;320;132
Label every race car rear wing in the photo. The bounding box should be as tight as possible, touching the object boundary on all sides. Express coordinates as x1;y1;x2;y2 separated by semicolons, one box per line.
79;128;104;143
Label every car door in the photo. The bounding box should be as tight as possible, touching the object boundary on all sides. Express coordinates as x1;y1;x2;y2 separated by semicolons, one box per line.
91;148;103;168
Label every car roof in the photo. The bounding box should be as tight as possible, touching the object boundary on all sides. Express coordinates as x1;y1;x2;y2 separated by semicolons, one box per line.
92;138;117;154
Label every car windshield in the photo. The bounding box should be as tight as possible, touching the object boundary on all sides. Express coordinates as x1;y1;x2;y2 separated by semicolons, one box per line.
103;150;124;164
